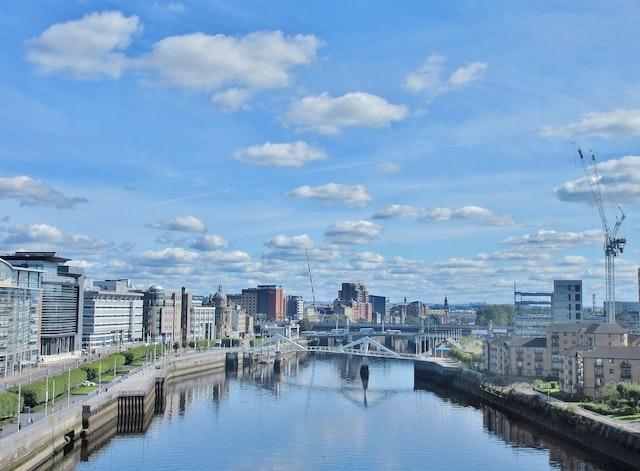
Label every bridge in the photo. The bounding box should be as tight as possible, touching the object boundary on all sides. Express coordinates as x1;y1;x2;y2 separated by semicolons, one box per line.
250;333;450;361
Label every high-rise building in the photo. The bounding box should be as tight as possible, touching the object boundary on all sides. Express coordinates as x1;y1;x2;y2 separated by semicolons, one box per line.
285;295;304;320
241;285;285;322
334;282;372;323
0;258;42;376
552;280;583;323
2;252;84;355
370;295;389;324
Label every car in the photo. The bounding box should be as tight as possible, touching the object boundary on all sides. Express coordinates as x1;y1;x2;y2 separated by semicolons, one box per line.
81;380;97;387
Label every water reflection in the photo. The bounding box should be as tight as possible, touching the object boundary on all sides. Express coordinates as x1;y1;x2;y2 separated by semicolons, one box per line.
415;380;614;471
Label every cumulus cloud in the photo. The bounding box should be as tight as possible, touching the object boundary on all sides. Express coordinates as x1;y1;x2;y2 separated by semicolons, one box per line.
287;183;372;207
26;14;321;110
0;176;87;208
264;234;315;260
280;92;408;134
1;223;113;255
350;252;385;270
325;220;382;245
501;229;601;250
234;141;327;167
404;53;487;101
147;216;206;232
373;204;426;219
137;30;321;110
451;206;515;226
25;11;142;78
133;247;201;266
554;155;640;205
374;203;513;226
541;109;640;138
557;255;589;266
191;234;229;251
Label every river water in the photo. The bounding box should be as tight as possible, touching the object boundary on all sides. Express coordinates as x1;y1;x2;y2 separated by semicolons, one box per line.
67;353;616;471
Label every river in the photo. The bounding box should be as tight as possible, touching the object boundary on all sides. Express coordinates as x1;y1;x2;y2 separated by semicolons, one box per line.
65;353;616;470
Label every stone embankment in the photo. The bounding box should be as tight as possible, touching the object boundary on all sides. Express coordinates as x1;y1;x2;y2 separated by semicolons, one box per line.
416;361;640;470
0;350;229;471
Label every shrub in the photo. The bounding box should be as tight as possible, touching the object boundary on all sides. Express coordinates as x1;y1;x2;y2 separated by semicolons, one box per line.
0;391;20;418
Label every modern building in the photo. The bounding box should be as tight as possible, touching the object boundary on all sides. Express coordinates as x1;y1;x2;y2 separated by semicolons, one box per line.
241;285;285;322
82;279;143;350
514;286;552;337
285;295;304;320
370;295;389;324
552;280;583;322
0;258;42;376
2;252;84;356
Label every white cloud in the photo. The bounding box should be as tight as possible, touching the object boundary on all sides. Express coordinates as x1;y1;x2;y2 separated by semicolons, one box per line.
264;234;315;260
234;141;327;167
557;255;589;266
147;216;206;232
133;247;201;266
541;109;640;138
374;204;512;226
25;11;142;78
350;252;385;270
280;92;408;134
191;235;229;251
501;229;601;250
554;155;640;205
404;54;487;101
287;183;372;207
137;30;321;108
325;220;382;245
373;204;426;219
2;224;113;255
0;176;87;208
452;206;515;226
211;88;252;112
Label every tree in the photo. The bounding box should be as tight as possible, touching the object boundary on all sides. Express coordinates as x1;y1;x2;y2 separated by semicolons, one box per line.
475;305;514;326
299;317;312;332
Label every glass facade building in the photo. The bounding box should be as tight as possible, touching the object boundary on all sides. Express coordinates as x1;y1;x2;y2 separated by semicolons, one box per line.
2;252;84;356
0;258;42;377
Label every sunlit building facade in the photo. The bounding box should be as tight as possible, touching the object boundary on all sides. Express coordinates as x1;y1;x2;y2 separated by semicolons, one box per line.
0;258;42;376
2;252;84;356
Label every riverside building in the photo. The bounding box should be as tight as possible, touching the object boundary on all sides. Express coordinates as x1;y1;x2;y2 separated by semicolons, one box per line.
2;252;84;356
0;258;42;377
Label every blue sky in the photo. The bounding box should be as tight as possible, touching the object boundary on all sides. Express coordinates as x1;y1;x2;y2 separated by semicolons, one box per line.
2;1;640;305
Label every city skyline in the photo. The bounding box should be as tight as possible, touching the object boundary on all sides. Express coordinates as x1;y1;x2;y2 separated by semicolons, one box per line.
2;2;640;305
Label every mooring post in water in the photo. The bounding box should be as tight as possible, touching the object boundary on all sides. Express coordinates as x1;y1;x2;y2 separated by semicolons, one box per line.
274;351;282;373
360;360;370;390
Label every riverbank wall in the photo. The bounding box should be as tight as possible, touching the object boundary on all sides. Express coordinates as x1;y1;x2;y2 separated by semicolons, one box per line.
0;350;229;471
415;359;640;470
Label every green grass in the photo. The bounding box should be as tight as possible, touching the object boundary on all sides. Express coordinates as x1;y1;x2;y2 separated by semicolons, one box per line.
73;387;95;395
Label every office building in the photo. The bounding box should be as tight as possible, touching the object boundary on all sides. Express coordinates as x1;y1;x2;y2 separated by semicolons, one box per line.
2;252;84;355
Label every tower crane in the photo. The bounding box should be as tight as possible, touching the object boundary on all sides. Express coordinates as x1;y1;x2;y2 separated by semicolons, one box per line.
576;146;626;323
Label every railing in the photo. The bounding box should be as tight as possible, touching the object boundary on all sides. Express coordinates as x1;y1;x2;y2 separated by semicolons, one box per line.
305;345;422;360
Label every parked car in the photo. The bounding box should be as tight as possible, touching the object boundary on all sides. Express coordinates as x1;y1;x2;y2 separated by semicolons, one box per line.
81;380;96;387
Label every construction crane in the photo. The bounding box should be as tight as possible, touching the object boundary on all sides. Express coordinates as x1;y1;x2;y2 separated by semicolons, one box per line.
576;146;626;323
305;249;317;318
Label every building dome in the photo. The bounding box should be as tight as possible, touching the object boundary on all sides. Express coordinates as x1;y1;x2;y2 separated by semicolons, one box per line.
149;284;164;292
213;284;227;307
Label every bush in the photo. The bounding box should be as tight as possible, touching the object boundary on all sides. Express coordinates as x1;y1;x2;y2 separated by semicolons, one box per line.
0;391;20;418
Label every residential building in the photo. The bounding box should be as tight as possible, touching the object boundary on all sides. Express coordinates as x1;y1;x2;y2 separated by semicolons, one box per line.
83;279;143;349
560;346;640;397
2;252;84;356
0;258;42;376
483;336;550;377
552;280;582;322
285;295;304;320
